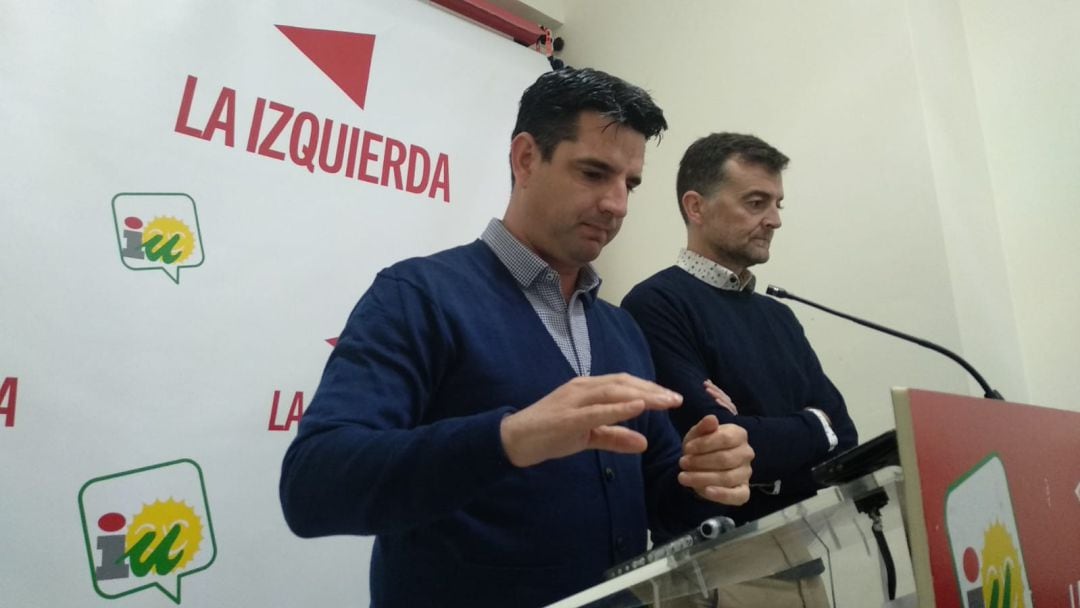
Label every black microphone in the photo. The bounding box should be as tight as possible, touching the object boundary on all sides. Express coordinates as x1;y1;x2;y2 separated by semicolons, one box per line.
766;284;1004;400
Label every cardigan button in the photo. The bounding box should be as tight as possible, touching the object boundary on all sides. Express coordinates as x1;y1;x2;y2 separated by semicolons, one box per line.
604;467;615;482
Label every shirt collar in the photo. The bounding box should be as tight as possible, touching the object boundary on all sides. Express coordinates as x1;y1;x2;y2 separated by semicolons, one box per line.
481;219;601;301
676;248;756;292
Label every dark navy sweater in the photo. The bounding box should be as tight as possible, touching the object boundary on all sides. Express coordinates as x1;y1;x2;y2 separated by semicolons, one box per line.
280;242;726;607
622;266;857;522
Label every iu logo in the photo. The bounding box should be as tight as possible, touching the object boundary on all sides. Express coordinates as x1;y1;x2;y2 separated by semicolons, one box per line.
78;459;217;604
111;193;205;283
946;454;1033;608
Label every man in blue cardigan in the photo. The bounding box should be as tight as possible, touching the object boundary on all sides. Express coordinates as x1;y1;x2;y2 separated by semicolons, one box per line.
279;70;755;607
623;133;858;523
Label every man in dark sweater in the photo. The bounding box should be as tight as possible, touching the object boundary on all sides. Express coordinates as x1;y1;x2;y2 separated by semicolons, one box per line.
622;133;857;606
623;133;858;522
279;71;755;607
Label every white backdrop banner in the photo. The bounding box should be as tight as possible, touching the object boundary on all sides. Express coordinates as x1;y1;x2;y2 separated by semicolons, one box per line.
0;1;547;605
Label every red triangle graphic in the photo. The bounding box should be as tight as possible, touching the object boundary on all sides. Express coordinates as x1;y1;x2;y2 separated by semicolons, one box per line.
277;25;376;110
326;337;339;347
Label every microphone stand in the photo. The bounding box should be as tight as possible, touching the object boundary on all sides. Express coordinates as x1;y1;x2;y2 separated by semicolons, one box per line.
766;285;1004;400
767;284;1006;601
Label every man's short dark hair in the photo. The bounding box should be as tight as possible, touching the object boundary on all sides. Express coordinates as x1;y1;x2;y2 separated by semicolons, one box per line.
676;133;789;223
511;68;667;181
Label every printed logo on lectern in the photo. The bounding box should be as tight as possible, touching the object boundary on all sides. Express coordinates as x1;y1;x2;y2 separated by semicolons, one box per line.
111;193;205;284
945;454;1032;608
78;459;217;604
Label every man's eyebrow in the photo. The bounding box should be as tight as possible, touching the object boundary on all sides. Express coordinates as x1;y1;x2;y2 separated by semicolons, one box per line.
575;158;616;173
576;158;642;187
740;188;782;200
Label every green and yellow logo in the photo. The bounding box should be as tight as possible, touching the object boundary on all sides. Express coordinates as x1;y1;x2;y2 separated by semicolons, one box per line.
78;459;217;603
946;455;1032;608
111;193;205;283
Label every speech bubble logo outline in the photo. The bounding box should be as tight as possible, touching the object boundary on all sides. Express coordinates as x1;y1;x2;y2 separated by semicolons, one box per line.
111;193;206;284
944;453;1032;608
78;458;217;604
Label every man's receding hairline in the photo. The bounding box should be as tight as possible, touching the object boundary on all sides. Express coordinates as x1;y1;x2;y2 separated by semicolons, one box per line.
715;153;784;185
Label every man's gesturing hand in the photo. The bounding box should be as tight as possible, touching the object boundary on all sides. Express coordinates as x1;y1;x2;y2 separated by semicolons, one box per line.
678;415;754;505
500;373;683;468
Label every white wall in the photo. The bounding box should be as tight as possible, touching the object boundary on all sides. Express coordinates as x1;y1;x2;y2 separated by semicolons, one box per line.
957;0;1080;411
545;0;1080;421
557;0;981;440
906;0;1028;406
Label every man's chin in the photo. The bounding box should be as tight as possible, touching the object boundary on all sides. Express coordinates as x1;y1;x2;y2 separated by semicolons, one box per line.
573;243;605;265
748;245;771;264
737;253;769;270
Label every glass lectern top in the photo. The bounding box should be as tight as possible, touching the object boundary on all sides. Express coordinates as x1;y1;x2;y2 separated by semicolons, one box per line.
546;467;908;608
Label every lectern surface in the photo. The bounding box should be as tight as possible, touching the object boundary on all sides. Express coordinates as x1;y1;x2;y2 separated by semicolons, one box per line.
547;467;910;608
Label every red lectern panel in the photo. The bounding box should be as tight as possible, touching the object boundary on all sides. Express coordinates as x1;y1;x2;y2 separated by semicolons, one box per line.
894;388;1079;607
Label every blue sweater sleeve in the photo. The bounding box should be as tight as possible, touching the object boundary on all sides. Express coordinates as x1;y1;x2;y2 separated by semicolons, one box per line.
623;284;853;491
279;272;517;537
769;305;858;494
608;311;742;537
781;306;858;452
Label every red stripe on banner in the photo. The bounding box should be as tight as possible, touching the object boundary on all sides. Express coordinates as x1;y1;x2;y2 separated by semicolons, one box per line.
431;0;544;47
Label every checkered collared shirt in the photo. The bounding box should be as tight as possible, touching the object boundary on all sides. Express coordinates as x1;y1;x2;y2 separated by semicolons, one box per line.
481;219;598;376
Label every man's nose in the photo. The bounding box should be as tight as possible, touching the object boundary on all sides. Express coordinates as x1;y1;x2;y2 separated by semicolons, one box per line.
599;182;629;218
764;203;782;229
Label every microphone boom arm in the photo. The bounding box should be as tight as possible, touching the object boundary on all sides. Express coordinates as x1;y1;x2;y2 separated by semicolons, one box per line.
766;285;1004;400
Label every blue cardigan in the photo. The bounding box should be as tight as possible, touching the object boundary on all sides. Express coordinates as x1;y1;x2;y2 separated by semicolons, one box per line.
280;242;725;607
622;266;857;522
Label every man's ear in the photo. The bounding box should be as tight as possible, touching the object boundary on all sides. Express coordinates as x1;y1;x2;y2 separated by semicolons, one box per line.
509;132;539;187
682;191;706;225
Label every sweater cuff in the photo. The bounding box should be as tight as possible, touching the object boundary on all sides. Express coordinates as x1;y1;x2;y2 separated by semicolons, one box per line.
457;406;519;482
805;408;838;452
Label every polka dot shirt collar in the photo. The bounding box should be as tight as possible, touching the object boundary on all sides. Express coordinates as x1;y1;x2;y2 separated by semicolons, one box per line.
676;248;756;292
